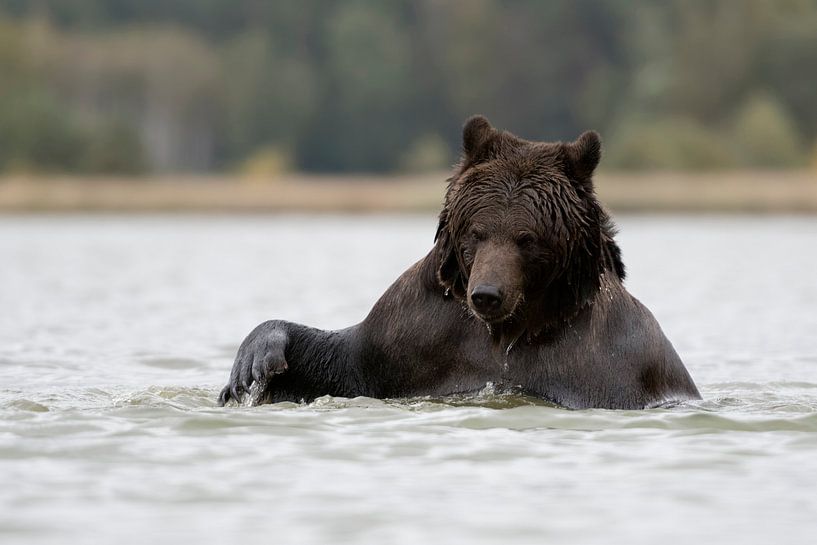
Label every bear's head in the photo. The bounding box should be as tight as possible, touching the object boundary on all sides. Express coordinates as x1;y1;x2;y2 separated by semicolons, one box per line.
435;115;624;338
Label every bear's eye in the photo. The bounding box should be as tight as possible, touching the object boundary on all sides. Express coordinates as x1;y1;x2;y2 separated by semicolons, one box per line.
470;229;486;242
515;233;537;247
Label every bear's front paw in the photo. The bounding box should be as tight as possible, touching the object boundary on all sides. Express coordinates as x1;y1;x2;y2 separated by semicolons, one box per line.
218;322;289;406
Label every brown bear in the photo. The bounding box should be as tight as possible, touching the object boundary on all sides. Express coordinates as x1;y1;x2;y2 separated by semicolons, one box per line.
218;116;700;409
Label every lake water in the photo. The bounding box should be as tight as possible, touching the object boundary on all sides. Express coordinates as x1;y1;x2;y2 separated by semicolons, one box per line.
1;214;816;545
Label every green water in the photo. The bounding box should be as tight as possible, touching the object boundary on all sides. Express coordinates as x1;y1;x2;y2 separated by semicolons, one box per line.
1;215;816;544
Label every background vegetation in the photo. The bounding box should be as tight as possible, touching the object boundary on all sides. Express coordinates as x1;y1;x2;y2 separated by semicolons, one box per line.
1;0;816;175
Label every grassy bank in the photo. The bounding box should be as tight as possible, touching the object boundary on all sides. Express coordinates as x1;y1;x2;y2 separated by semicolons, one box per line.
1;171;816;213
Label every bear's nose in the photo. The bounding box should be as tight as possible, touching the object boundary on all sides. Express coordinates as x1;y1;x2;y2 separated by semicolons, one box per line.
470;285;503;314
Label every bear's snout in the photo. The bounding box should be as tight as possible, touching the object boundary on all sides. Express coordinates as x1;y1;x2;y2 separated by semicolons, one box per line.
465;239;524;323
470;284;503;315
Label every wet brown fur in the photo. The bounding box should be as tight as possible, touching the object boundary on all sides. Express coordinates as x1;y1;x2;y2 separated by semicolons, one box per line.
219;116;700;410
436;117;623;341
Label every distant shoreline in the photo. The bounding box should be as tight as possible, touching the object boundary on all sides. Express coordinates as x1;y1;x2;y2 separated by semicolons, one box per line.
1;171;816;213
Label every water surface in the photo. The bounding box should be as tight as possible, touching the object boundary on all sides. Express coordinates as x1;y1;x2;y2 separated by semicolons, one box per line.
1;214;816;544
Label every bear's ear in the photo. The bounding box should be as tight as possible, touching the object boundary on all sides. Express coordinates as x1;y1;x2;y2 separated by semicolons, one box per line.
462;115;495;161
563;130;601;184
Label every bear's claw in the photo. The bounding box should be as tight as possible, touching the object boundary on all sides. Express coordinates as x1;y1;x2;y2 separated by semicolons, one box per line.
218;321;290;407
217;384;232;407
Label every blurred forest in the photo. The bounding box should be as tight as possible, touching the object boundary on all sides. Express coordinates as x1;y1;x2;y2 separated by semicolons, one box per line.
1;0;816;175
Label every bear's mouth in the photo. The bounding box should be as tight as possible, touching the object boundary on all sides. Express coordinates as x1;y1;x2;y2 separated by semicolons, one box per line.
471;308;511;324
468;293;524;325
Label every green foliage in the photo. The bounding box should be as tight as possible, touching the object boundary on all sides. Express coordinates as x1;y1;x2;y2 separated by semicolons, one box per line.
295;1;425;172
221;30;316;165
605;117;737;171
80;119;146;174
238;146;292;180
0;1;816;174
0;89;85;173
0;87;147;174
732;94;804;168
398;134;452;172
758;11;817;142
